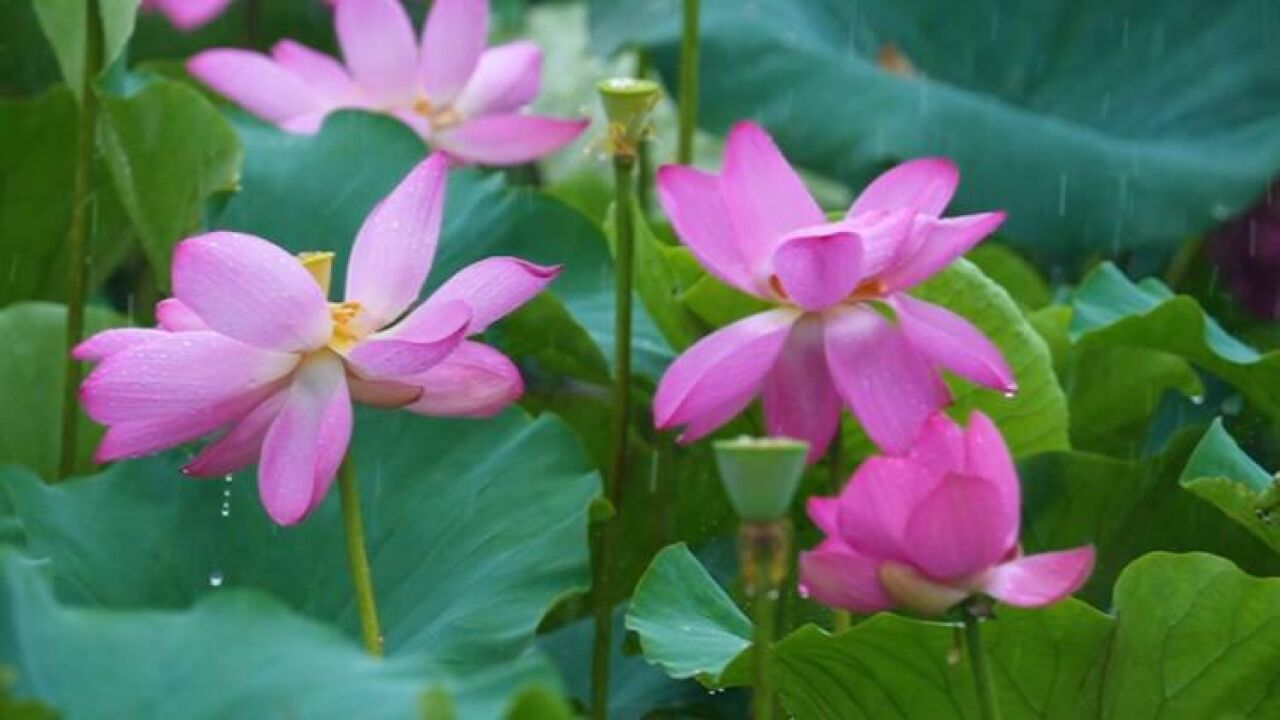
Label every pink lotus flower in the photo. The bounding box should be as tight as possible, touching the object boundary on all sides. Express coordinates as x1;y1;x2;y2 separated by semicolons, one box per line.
141;0;234;30
653;122;1014;459
74;153;557;525
799;412;1094;615
187;0;588;166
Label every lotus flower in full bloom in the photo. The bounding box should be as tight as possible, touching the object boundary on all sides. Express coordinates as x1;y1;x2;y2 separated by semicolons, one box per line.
187;0;588;166
140;0;234;30
653;121;1014;459
74;153;557;525
799;412;1094;615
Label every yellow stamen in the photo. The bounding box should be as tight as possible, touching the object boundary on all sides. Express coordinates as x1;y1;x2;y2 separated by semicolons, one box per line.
328;300;363;353
849;277;890;302
298;251;335;296
411;96;463;131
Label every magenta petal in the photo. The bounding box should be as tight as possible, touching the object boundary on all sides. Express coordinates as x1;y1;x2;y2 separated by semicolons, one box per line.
419;0;488;104
653;308;799;433
94;384;279;464
806;496;840;536
771;227;864;311
348;377;423;409
72;329;166;362
762;316;841;461
962;411;1021;550
433;114;588;166
655;165;761;295
823;306;950;454
398;257;558;336
720;122;824;269
982;547;1095;607
836;456;939;564
848;157;958;218
453;41;541;117
184;390;289;476
905;412;966;475
344;153;449;332
346;302;470;380
79;332;299;424
892;294;1015;392
882;212;1006;291
798;544;892;614
335;0;419;105
258;353;352;526
271;40;359;106
902;473;1018;580
403;341;523;418
152;0;234;30
188;50;322;127
154;298;208;331
172;232;331;353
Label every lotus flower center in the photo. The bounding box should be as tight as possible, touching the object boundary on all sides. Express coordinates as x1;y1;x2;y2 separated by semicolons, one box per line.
411;97;462;131
297;251;366;352
767;274;892;307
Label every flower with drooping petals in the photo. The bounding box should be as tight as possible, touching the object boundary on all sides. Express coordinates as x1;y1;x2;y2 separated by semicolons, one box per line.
141;0;234;30
187;0;589;166
74;153;557;525
653;121;1014;459
799;412;1094;615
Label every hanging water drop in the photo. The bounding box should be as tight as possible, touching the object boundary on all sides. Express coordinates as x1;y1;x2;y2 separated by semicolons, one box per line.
208;571;224;588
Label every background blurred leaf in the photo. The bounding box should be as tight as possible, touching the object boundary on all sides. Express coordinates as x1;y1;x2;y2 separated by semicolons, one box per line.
0;302;121;480
627;545;1280;718
965;244;1052;310
33;0;137;98
98;80;242;284
1180;418;1280;555
591;0;1280;260
604;203;705;351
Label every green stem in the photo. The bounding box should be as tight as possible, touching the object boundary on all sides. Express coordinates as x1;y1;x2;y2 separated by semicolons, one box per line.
591;154;638;720
677;0;700;164
58;0;103;481
963;614;1001;720
339;457;383;657
742;521;785;720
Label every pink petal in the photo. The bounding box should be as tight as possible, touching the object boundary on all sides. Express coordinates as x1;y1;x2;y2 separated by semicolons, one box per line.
79;332;299;424
258;353;352;526
771;227;864;311
720;122;824;272
843;209;915;280
72;329;166;362
344;153;449;332
981;547;1095;607
153;0;234;30
962;411;1021;550
184;391;290;477
836;456;940;564
433;114;589;166
892;294;1015;392
419;0;488;105
394;257;558;336
94;383;281;463
188;50;323;127
848;157;958;218
762;316;841;461
453;41;541;117
798;544;892;614
655;165;762;296
172;232;331;353
345;302;470;380
155;298;208;331
902;473;1018;580
905;412;965;475
822;306;950;455
348;377;423;408
335;0;420;106
653;308;800;433
403;341;523;417
271;40;359;106
806;496;840;536
881;212;1006;291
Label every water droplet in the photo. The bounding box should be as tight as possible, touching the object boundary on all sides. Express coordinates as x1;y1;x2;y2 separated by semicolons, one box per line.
1190;394;1205;406
208;571;224;588
1002;390;1017;399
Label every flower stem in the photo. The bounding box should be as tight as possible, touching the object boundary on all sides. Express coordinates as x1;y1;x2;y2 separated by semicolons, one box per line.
591;152;638;719
338;457;383;657
741;521;788;720
58;0;102;481
677;0;700;164
963;612;1002;720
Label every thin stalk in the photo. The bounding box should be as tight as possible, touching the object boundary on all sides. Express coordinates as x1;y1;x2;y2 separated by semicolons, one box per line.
58;0;103;481
590;154;638;719
963;614;1002;720
339;457;383;657
677;0;700;164
742;521;786;720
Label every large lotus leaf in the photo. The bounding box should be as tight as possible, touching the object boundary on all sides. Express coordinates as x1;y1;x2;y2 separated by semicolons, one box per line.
211;110;673;379
626;545;1280;718
0;406;598;669
0;549;567;719
591;0;1280;259
32;0;136;98
1179;418;1280;555
0;303;122;480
